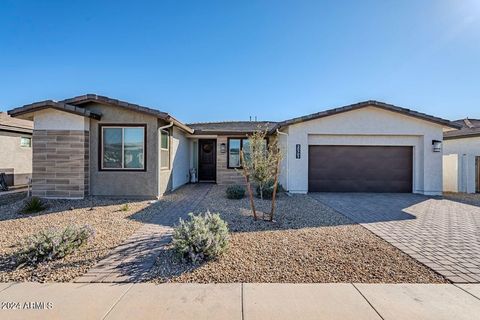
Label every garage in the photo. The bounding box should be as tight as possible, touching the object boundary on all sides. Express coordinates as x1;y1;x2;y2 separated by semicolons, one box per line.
308;145;413;193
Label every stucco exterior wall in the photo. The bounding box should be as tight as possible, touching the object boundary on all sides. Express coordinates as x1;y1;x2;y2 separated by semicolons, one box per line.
34;109;89;131
277;129;289;189
171;126;190;190
190;139;199;181
87;103;159;198
158;124;172;196
0;131;32;186
26;104;191;198
282;106;444;195
443;137;480;193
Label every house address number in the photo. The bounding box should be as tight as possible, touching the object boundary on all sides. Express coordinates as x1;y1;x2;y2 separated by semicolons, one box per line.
296;144;301;159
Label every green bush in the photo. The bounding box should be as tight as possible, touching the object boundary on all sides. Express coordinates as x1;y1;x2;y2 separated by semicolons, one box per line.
226;185;245;199
120;203;130;211
256;180;283;199
173;211;229;264
20;197;47;214
17;225;95;265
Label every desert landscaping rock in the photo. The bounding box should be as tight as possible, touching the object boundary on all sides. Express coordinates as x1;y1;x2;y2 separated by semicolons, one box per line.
0;194;180;283
444;192;480;206
149;186;447;283
0;191;27;206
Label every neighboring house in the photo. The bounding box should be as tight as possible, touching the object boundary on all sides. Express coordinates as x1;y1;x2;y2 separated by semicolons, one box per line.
0;112;33;187
8;95;460;199
443;119;480;193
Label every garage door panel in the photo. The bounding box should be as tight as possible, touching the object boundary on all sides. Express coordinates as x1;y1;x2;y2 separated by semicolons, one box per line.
308;145;413;193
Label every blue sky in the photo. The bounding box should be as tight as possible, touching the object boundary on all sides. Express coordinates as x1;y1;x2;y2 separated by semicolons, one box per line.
1;0;479;123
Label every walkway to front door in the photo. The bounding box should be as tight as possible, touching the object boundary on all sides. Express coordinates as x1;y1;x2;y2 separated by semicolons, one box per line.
75;184;212;283
310;193;480;283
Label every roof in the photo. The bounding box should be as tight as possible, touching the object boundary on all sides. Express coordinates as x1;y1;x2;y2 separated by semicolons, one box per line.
8;100;102;120
0;112;33;134
270;100;461;132
61;94;169;119
8;96;461;136
187;121;277;135
444;119;480;140
8;94;193;134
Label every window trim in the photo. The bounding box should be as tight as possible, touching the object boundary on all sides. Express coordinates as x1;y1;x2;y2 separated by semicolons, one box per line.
20;136;32;148
227;137;268;169
160;128;171;170
99;124;147;172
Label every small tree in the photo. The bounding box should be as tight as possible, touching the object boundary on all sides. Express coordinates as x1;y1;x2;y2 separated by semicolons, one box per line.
239;129;283;221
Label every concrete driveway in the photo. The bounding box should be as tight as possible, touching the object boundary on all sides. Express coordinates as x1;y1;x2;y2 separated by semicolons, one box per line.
309;193;480;283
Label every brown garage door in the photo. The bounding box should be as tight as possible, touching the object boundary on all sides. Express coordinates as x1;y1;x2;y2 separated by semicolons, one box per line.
308;146;413;193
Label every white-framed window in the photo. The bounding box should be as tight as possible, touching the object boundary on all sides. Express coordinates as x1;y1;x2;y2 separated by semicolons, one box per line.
160;129;170;169
101;125;145;170
20;137;32;148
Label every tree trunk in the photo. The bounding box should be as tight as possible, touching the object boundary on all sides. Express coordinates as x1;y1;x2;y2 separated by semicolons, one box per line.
241;152;257;220
269;157;281;221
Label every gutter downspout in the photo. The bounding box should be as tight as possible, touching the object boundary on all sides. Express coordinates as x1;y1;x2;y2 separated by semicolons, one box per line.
276;129;289;192
158;122;174;197
159;121;174;131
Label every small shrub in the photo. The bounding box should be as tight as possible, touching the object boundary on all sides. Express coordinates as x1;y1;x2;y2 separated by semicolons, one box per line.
20;196;47;214
120;203;130;211
256;180;283;200
226;185;245;199
173;211;229;264
16;225;95;266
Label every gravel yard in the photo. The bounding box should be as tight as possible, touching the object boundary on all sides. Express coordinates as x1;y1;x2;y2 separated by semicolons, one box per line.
0;195;176;282
0;191;27;206
150;186;447;283
444;192;480;207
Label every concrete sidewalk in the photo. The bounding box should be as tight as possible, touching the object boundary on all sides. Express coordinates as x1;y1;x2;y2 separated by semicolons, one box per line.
1;283;480;320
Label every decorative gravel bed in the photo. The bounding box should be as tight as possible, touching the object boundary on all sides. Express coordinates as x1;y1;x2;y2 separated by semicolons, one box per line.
444;192;480;207
0;195;177;282
150;185;447;283
0;191;27;206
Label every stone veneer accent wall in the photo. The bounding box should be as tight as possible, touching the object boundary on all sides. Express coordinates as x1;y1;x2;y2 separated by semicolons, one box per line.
32;130;89;198
216;135;245;185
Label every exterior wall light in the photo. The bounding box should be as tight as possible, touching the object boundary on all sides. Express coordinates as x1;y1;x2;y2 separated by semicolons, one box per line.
432;140;442;152
220;143;226;153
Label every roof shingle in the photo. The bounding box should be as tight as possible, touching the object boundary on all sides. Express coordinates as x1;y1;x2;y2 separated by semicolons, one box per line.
187;121;277;135
8;100;102;120
444;119;480;139
7;94;193;134
270;100;461;132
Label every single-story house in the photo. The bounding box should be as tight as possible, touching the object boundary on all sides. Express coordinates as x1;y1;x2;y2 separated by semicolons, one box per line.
7;94;460;199
443;118;480;193
0;112;33;187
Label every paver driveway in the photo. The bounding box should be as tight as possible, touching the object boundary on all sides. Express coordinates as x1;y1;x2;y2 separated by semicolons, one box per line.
310;193;480;283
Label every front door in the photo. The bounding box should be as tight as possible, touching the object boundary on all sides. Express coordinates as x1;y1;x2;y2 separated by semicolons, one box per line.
198;139;216;181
